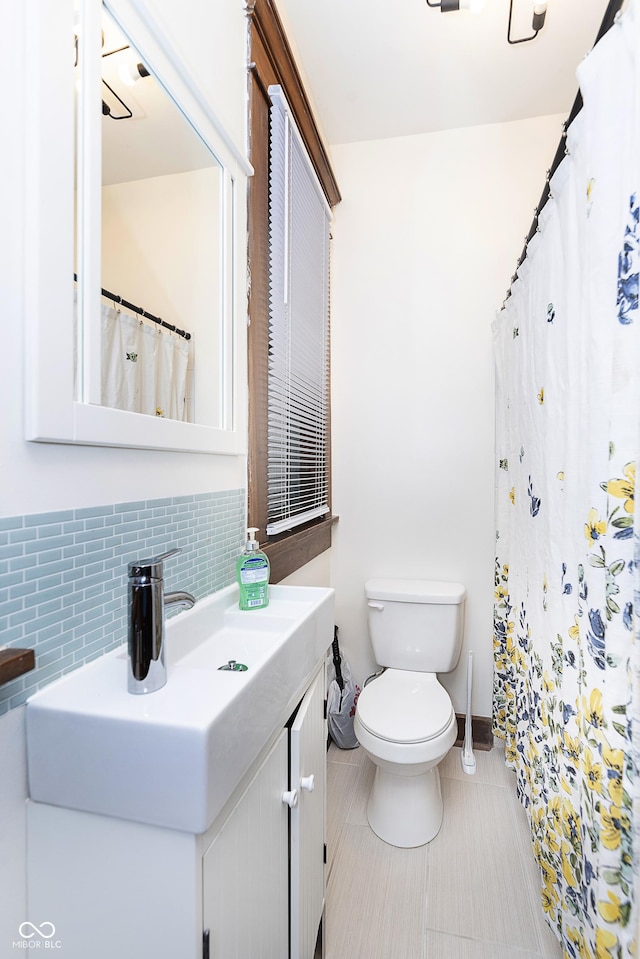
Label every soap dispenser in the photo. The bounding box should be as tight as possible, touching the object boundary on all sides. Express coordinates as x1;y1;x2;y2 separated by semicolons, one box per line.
236;528;270;610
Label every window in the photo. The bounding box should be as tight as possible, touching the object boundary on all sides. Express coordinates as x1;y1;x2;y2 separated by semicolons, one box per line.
247;0;340;582
266;87;331;537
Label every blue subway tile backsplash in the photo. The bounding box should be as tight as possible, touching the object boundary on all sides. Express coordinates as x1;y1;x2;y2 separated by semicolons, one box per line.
0;489;245;714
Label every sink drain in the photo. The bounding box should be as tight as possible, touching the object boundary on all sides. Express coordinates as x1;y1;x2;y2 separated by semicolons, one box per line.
218;660;248;672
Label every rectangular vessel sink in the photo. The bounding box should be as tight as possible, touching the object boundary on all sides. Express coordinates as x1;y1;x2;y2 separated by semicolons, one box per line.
26;584;334;833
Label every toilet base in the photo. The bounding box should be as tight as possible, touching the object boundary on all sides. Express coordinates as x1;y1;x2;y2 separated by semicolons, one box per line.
366;764;443;848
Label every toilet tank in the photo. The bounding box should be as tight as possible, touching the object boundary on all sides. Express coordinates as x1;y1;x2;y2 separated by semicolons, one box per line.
365;579;466;673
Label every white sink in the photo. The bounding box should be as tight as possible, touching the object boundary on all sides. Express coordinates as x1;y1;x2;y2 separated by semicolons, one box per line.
26;584;334;833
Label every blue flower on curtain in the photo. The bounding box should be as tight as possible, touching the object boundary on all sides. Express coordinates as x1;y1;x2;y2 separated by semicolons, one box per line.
528;476;541;517
617;194;639;325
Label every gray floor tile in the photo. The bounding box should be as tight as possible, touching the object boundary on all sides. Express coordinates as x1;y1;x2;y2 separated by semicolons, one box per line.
325;742;561;959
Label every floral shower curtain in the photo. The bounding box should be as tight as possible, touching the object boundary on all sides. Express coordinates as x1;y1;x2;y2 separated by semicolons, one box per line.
493;4;640;957
101;303;190;421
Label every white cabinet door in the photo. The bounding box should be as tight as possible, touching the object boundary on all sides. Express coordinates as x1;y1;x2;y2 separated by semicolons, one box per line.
290;667;326;959
202;730;289;959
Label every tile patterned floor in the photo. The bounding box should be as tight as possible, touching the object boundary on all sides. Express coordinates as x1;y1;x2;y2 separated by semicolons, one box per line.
325;743;563;959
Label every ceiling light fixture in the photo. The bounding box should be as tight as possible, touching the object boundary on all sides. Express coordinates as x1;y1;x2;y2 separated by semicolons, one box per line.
426;0;548;44
118;60;151;86
508;0;548;44
426;0;486;12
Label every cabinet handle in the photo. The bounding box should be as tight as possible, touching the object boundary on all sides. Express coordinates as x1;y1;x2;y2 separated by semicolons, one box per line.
282;789;298;808
300;775;315;793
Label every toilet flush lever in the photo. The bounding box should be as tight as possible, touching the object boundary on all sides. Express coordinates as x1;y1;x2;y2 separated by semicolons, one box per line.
368;601;385;611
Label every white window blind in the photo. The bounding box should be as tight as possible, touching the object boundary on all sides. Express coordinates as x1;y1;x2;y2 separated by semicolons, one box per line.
266;86;331;537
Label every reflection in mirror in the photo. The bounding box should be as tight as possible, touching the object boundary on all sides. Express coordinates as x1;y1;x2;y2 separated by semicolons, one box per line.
75;5;225;427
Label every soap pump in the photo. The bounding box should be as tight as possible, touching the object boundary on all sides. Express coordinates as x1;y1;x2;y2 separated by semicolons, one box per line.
236;527;270;610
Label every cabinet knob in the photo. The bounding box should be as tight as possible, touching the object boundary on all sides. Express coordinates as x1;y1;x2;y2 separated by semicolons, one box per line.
282;789;298;808
300;775;315;793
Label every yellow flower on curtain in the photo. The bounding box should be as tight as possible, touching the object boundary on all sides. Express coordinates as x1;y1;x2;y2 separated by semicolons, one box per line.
562;732;581;765
584;507;607;545
595;926;620;959
598;891;625;924
562;799;581;847
602;745;624;806
603;462;635;514
601;804;630;851
583;748;603;794
583;688;606;732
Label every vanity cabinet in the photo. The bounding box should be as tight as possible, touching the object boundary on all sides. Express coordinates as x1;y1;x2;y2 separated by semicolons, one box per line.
203;729;289;957
27;662;327;959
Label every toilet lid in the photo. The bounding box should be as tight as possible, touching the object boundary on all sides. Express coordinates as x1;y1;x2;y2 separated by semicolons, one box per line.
356;671;453;744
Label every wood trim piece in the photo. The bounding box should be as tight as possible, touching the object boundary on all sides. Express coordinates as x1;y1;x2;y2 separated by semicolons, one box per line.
264;516;336;584
248;0;341;208
454;714;493;752
0;648;36;686
247;0;340;583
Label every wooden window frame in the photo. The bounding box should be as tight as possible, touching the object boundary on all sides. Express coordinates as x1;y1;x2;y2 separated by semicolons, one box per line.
246;0;340;583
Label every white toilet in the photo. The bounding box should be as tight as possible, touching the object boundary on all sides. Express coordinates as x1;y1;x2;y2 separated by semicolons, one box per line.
353;578;466;848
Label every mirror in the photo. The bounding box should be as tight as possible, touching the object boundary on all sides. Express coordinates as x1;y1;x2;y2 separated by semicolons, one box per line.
98;8;224;426
76;5;224;428
24;0;248;455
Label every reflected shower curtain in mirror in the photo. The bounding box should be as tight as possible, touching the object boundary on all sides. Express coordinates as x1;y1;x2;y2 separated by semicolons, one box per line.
493;4;640;956
101;304;190;420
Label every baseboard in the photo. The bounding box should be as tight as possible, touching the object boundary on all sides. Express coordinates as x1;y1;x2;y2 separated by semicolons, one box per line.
455;713;493;751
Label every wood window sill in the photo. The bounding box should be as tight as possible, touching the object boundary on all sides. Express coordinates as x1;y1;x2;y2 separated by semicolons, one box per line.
264;515;338;583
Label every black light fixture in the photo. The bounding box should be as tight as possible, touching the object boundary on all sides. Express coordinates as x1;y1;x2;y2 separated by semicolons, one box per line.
118;61;151;85
508;0;548;44
101;43;150;120
426;0;485;11
426;0;548;44
74;28;151;120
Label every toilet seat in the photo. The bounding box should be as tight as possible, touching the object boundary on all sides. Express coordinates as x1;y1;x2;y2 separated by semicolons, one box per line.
356;670;453;744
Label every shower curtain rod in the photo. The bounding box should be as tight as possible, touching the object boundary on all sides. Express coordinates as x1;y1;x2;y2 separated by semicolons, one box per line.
72;274;191;341
505;0;626;301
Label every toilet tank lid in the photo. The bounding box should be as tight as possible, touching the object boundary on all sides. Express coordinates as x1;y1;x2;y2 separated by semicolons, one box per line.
365;579;466;604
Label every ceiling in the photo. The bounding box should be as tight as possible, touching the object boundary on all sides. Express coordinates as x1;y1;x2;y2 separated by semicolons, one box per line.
275;0;612;146
101;10;217;185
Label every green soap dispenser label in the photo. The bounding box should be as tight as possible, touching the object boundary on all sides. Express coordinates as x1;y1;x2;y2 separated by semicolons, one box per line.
237;529;270;609
239;557;269;585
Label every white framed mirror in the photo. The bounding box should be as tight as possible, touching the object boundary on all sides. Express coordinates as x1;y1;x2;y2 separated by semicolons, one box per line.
24;0;249;454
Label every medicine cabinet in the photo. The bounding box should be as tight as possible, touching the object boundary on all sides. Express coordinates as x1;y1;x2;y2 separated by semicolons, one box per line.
24;0;250;454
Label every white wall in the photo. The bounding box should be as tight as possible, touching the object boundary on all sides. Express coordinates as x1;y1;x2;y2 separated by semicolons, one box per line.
0;0;248;947
102;167;222;426
102;168;221;339
329;114;564;716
